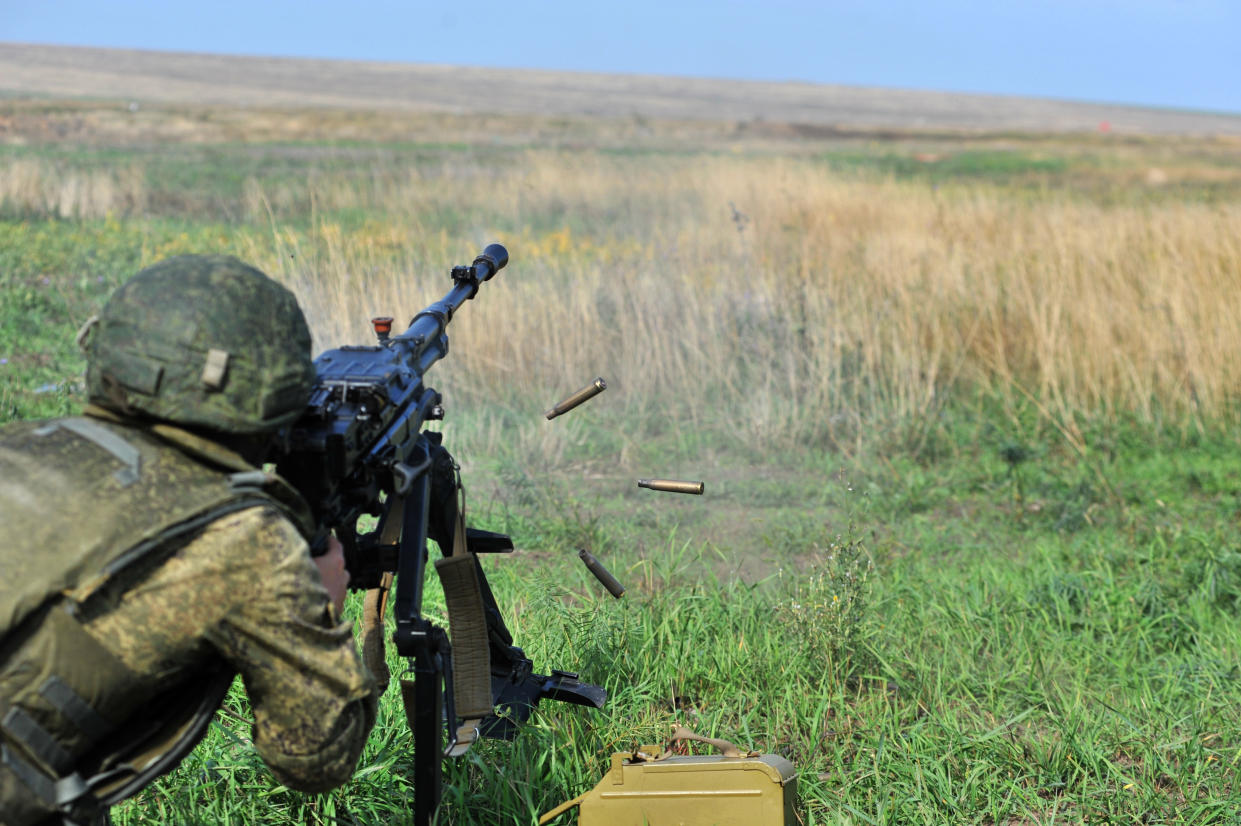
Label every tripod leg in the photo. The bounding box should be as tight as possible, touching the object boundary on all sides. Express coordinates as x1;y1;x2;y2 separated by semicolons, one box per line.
403;632;446;826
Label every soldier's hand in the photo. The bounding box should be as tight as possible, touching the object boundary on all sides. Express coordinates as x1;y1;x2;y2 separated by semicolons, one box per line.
313;535;350;619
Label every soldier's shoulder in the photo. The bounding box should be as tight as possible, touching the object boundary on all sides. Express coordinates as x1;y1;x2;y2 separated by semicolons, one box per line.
187;504;311;569
203;503;306;544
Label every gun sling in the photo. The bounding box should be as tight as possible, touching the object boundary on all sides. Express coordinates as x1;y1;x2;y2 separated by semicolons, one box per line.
369;495;492;757
432;501;492;755
361;572;394;695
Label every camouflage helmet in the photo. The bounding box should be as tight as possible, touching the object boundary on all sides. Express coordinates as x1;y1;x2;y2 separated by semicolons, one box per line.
84;255;315;435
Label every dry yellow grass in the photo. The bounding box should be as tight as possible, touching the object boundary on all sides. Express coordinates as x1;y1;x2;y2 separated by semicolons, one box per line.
4;102;1237;458
211;151;1241;458
0;156;147;218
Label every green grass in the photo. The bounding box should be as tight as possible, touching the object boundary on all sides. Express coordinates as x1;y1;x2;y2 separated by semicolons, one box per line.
0;217;264;421
821;148;1071;183
97;429;1241;825
0;141;482;225
5;109;1241;824
815;145;1241;205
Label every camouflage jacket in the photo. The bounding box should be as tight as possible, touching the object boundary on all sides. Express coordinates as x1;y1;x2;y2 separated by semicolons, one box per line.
0;413;377;826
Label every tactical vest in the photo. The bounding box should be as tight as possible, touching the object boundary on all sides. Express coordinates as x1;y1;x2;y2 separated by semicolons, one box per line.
0;410;313;825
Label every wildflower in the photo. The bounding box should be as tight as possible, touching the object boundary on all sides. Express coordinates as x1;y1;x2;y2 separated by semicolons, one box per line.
0;358;7;365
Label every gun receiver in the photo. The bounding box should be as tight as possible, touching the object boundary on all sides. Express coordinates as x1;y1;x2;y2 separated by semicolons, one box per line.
276;244;605;825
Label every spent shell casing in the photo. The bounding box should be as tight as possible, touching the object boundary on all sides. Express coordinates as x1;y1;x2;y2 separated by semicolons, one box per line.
578;548;625;599
637;478;706;495
545;377;607;420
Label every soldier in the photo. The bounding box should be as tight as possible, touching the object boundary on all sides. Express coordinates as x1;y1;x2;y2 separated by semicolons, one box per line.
0;256;378;825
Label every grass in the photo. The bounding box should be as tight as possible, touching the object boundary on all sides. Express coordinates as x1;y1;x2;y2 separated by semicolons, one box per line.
4;99;1241;823
106;436;1241;824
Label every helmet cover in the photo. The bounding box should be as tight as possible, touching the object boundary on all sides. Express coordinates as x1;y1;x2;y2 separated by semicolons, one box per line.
85;255;314;435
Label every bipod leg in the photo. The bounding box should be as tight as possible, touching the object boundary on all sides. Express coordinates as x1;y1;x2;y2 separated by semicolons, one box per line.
412;666;441;826
402;622;453;825
391;449;452;826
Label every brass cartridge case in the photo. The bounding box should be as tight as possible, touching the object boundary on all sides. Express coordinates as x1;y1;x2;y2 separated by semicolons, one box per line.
578;548;625;598
637;478;705;495
545;377;607;419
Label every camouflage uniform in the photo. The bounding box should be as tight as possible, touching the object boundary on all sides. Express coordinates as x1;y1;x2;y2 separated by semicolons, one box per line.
0;256;377;826
86;501;375;781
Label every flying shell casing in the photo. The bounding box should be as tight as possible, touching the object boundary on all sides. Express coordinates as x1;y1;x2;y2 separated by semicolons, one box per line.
545;377;607;420
578;548;625;599
637;478;705;495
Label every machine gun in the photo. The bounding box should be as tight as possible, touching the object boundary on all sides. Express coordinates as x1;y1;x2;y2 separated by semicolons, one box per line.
275;244;605;825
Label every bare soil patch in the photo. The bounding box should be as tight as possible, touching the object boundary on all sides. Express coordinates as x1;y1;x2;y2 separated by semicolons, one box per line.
3;42;1240;137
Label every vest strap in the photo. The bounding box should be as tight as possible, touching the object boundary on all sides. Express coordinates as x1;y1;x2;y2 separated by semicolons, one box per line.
3;706;72;772
40;677;113;742
35;418;142;487
2;743;102;821
228;470;271;490
2;742;56;804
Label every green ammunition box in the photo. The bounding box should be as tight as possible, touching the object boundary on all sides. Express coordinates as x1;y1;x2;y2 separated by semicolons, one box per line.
540;748;798;825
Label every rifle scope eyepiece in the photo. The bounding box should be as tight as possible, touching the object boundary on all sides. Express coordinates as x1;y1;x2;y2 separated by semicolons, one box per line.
474;244;509;281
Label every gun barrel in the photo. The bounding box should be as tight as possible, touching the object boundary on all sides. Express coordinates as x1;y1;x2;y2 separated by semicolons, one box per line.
545;377;607;420
395;244;509;366
637;478;705;495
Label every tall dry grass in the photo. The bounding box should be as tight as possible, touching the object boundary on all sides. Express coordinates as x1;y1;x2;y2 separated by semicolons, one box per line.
225;151;1241;459
0;157;148;219
6;144;1235;457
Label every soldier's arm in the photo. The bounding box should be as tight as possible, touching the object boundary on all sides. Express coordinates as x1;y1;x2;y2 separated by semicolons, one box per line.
201;507;378;793
79;504;378;793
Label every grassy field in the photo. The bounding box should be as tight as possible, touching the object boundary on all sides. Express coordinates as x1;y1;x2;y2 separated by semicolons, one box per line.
4;98;1241;824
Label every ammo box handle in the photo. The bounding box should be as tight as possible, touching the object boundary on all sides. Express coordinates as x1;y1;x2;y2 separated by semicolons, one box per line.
538;791;588;825
669;725;759;759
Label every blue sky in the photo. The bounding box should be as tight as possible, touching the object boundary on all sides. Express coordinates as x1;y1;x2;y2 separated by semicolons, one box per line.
3;0;1238;114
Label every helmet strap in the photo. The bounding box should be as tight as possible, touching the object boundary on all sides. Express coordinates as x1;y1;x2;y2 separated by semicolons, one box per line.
75;315;99;353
